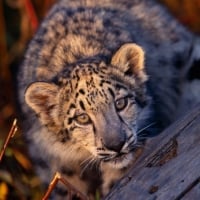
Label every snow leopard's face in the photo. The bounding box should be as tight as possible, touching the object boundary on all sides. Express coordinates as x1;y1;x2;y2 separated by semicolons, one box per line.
25;44;150;169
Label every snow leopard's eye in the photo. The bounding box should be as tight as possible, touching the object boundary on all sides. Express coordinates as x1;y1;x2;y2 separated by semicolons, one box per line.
75;113;91;125
115;97;128;111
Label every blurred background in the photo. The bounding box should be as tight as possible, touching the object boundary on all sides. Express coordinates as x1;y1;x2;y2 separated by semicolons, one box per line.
0;0;200;199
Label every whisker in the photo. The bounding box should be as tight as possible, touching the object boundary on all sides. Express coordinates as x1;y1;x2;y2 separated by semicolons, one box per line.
80;157;98;176
80;160;93;176
80;155;94;166
80;156;94;175
91;158;100;172
137;122;156;135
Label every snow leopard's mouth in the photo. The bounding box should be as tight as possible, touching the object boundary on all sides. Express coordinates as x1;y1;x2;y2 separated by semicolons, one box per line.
98;145;143;169
101;151;135;169
97;138;142;168
103;152;128;162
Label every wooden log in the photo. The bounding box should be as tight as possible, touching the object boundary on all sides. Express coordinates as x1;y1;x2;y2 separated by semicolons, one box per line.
105;104;200;200
182;182;200;200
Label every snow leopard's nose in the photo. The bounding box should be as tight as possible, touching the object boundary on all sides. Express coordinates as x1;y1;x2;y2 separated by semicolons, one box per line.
97;111;126;153
104;137;125;153
103;130;126;153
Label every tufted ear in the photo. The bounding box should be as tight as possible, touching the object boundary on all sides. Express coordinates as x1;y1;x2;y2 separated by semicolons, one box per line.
111;43;147;80
25;82;59;128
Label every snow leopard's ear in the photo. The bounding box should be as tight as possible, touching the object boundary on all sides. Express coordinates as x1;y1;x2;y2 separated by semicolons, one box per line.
111;43;147;81
25;82;59;130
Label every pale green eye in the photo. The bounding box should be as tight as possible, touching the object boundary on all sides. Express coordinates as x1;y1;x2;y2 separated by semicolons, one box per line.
115;97;128;111
75;113;91;125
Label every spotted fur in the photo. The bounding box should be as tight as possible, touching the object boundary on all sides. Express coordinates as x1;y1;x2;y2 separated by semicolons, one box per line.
17;0;200;199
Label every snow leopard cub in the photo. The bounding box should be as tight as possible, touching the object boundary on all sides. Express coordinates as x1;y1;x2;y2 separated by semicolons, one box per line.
17;0;200;199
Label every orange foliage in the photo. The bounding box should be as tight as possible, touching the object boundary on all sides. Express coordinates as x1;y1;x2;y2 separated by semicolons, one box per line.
160;0;200;34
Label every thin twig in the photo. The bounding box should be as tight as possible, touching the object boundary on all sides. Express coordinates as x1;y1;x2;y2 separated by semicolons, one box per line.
0;119;18;162
42;172;60;200
42;172;89;200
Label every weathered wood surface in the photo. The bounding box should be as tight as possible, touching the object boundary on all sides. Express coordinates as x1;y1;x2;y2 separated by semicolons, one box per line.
105;104;200;200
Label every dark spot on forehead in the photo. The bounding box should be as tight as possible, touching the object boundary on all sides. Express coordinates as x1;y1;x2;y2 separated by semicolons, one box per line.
86;97;92;106
79;89;85;94
79;100;85;110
